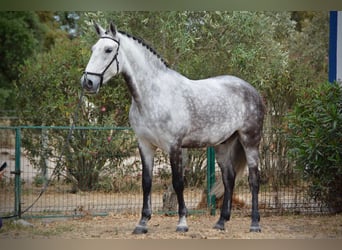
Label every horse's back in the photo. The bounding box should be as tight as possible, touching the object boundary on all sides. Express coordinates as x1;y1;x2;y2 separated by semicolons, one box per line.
178;74;264;147
188;74;264;118
194;75;260;98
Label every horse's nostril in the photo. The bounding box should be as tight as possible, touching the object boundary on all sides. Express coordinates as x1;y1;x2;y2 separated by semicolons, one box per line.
87;79;93;87
82;76;94;91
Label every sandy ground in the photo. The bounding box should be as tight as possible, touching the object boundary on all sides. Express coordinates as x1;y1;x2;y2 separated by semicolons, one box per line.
1;213;342;239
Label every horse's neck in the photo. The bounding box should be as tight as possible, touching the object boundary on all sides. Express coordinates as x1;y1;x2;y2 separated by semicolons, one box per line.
119;35;168;107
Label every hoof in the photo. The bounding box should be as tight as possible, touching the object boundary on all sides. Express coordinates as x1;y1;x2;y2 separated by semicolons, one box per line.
213;223;225;231
132;226;148;234
249;225;261;232
176;226;189;233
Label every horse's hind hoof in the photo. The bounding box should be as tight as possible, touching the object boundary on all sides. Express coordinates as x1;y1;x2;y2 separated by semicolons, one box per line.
132;226;148;234
176;226;189;233
249;226;261;232
213;223;225;231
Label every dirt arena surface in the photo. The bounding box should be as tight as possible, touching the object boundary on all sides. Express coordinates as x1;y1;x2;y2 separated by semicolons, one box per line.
1;213;342;239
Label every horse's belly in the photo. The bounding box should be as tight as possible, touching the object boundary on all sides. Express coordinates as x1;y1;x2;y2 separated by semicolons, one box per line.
134;126;177;151
181;127;236;148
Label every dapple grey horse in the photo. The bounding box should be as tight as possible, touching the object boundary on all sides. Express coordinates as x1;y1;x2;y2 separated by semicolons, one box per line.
81;22;265;234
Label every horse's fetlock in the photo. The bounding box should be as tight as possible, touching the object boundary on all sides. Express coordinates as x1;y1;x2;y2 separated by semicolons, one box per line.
141;210;151;221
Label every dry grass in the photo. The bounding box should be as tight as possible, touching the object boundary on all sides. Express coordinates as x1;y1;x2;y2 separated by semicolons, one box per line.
1;213;341;239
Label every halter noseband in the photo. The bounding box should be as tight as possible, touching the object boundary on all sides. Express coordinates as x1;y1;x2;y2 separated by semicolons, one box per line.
83;36;120;87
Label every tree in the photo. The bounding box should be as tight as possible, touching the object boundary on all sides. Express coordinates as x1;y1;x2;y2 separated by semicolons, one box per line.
54;11;82;38
15;11;330;193
0;11;66;114
78;11;329;188
289;11;328;83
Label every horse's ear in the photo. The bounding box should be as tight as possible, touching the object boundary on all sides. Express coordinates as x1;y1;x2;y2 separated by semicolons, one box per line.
94;22;105;36
109;21;117;36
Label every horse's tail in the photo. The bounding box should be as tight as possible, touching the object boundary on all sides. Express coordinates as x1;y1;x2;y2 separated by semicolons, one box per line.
232;137;247;178
209;137;247;199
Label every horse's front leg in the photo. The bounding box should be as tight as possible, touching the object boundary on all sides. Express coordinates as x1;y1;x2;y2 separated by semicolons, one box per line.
170;145;188;232
132;141;155;234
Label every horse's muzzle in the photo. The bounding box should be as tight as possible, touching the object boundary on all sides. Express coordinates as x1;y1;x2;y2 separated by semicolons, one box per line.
81;74;99;94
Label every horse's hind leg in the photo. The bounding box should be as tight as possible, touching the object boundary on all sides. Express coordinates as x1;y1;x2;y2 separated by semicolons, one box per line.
248;162;261;232
239;131;262;232
245;148;261;232
133;140;155;234
170;144;188;232
213;137;237;230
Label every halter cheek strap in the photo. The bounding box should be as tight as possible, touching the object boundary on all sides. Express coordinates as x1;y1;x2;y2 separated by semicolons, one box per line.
83;37;120;87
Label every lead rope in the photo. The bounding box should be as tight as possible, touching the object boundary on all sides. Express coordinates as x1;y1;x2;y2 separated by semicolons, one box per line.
3;89;85;219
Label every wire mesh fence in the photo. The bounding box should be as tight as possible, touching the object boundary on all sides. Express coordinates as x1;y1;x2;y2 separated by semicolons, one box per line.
0;126;204;218
0;125;330;219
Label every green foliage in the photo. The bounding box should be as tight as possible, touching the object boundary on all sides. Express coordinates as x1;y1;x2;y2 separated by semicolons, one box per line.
0;12;39;110
74;11;330;190
286;82;342;212
80;11;328;115
15;38;134;191
15;38;82;125
65;128;137;192
0;12;39;80
0;11;65;112
289;12;328;84
14;11;331;193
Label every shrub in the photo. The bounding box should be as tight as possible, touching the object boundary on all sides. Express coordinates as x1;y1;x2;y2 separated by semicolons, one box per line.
15;38;134;192
286;82;342;212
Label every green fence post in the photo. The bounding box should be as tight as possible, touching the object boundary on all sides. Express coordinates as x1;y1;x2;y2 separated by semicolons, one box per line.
206;147;216;215
14;127;21;218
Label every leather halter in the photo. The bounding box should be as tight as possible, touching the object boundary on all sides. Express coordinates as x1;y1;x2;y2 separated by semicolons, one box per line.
83;36;120;87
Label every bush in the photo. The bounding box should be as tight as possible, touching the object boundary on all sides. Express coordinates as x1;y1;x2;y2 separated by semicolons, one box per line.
286;82;342;212
15;38;134;192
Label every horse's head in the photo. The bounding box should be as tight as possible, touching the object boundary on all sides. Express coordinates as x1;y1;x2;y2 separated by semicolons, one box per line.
81;22;120;93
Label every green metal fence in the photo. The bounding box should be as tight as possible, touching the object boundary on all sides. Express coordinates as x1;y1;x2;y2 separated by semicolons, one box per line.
0;125;330;220
0;126;213;219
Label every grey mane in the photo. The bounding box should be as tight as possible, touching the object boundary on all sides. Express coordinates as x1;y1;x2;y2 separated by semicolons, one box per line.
118;30;169;68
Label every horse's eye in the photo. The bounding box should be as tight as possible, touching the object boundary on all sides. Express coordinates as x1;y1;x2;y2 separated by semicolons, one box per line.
105;48;113;53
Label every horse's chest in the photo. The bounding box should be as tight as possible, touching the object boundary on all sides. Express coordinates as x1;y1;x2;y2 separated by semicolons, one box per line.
129;102;189;149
